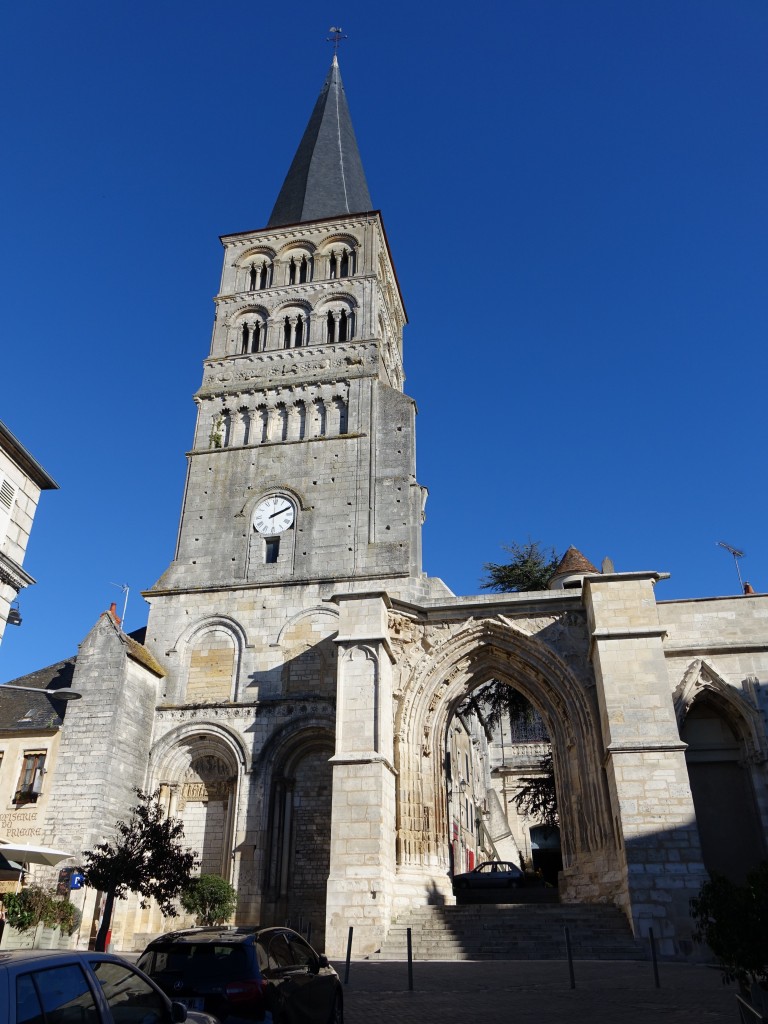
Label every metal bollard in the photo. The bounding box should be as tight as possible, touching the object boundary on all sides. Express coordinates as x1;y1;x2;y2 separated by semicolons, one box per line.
407;927;414;991
344;926;353;985
648;927;660;988
564;926;576;989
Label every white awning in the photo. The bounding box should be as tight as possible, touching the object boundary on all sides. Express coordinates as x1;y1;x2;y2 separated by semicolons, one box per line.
0;843;74;866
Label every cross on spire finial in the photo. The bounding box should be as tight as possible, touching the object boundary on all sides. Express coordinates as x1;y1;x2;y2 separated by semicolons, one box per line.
327;26;347;59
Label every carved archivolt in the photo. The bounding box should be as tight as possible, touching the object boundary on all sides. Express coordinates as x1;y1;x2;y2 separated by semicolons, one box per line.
392;615;614;868
674;658;768;762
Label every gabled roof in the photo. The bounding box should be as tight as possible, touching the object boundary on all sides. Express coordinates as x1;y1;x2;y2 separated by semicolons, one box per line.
267;57;373;228
0;657;75;732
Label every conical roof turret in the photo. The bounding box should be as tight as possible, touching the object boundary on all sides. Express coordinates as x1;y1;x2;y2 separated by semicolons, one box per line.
268;57;373;228
549;546;600;590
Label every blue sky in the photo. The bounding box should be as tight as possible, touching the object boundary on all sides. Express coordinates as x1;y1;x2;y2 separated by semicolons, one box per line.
1;1;766;681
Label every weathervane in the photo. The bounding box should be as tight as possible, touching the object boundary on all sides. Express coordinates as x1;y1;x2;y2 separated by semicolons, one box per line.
716;541;745;592
327;26;347;57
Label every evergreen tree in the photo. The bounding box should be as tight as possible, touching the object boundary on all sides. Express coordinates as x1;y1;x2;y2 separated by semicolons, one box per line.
83;790;197;951
481;540;560;593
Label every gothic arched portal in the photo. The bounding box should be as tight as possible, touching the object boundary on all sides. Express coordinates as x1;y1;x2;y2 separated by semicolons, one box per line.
393;616;618;903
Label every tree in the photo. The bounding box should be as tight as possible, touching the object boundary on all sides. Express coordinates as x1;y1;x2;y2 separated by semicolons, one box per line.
481;540;560;593
690;863;768;990
512;751;559;832
83;790;197;951
181;874;237;926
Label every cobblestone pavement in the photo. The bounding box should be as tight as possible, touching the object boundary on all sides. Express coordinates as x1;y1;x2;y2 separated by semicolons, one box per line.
334;959;737;1024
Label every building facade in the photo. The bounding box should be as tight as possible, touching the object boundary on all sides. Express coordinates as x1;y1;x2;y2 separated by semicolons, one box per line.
3;59;768;959
0;422;57;646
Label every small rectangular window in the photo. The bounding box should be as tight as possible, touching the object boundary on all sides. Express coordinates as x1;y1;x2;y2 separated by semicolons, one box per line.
14;750;46;805
265;537;280;564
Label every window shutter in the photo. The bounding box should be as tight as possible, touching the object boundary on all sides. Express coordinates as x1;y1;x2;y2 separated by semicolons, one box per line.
0;474;16;546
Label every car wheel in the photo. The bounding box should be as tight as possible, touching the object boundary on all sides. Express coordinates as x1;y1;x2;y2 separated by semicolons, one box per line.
328;992;343;1024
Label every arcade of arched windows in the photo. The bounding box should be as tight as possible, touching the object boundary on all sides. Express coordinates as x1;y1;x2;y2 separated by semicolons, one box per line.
236;240;358;295
201;384;350;449
228;303;356;355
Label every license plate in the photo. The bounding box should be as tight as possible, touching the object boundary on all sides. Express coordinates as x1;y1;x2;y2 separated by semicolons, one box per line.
178;997;204;1010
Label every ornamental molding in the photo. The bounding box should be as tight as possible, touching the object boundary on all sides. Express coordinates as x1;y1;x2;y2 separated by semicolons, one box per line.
0;552;35;592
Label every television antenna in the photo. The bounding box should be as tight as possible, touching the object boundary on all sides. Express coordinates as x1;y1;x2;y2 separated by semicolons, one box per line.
716;541;745;592
110;582;130;629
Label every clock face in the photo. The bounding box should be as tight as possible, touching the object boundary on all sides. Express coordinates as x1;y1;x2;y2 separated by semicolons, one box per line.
253;496;295;536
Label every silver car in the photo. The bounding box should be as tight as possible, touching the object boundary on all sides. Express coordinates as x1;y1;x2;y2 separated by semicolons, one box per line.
0;948;219;1024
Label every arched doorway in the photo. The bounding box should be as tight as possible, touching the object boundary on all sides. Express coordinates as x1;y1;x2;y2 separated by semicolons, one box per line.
263;730;335;945
393;618;616;906
682;696;765;883
153;732;243;879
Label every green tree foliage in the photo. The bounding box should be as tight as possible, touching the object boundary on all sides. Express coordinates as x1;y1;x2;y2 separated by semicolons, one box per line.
181;874;238;926
481;540;560;593
690;864;768;987
1;886;81;934
83;789;197;952
460;681;537;735
512;752;559;831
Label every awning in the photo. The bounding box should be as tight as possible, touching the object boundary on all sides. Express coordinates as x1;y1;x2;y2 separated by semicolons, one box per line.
0;843;74;867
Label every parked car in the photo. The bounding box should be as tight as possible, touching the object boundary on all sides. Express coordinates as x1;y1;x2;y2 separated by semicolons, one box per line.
0;948;219;1024
137;926;343;1024
452;860;525;890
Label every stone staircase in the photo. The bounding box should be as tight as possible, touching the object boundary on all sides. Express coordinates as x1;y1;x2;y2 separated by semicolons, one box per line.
374;903;648;961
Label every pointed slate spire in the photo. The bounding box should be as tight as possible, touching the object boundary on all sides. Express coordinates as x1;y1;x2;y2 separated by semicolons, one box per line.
267;57;373;228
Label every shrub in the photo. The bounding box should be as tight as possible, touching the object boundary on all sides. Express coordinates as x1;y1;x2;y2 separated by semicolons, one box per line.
180;874;237;926
1;886;81;935
690;863;768;987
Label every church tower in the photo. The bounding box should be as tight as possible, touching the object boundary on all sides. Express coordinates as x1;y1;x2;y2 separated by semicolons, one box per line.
150;56;429;601
136;57;446;949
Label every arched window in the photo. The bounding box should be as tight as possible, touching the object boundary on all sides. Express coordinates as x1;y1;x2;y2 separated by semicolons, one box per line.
326;309;353;343
239;320;264;354
247;260;271;291
283;314;308;348
287;254;312;286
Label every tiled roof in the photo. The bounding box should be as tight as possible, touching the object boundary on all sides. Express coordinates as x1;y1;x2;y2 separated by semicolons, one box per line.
0;658;75;732
267;58;373;228
553;546;599;577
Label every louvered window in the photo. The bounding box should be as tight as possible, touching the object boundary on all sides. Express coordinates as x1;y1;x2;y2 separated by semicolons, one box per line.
0;474;16;547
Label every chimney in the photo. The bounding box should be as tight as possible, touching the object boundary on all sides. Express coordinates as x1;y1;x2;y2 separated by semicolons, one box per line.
744;582;756;595
108;602;122;626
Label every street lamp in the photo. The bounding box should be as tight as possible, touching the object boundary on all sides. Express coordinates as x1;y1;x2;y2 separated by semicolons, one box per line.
0;684;82;701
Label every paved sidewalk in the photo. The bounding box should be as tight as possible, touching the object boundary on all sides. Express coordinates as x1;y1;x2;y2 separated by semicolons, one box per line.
335;958;738;1024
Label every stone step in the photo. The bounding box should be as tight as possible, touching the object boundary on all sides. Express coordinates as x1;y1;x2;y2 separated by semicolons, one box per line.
374;903;647;961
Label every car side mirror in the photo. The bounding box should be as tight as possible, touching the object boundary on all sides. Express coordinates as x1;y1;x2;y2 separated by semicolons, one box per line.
170;1001;188;1023
318;954;330;968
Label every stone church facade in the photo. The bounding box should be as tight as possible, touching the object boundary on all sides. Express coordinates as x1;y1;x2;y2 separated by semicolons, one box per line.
4;58;768;958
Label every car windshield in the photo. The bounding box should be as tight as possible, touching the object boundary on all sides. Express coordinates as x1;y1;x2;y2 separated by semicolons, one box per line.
141;943;249;982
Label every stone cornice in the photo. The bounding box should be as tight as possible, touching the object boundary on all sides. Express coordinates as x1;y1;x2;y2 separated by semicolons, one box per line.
0;551;35;592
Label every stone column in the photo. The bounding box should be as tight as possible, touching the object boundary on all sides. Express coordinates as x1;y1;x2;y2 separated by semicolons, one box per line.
583;572;707;957
325;593;397;957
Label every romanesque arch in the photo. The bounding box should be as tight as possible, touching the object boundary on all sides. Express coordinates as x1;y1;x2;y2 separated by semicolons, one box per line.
392;616;617;900
256;721;336;944
148;723;247;877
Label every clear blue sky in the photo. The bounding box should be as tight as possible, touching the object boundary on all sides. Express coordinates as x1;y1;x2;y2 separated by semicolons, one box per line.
2;1;766;681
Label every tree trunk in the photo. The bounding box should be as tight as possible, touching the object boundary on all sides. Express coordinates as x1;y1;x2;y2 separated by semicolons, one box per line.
95;890;115;952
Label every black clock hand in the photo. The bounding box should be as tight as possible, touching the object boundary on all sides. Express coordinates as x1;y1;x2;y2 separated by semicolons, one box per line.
269;505;291;519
